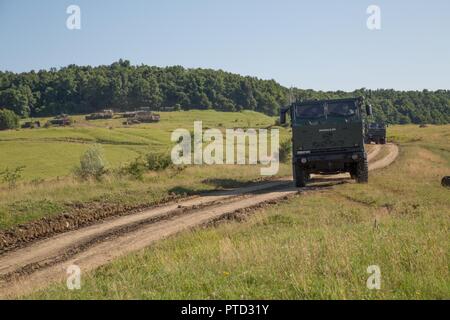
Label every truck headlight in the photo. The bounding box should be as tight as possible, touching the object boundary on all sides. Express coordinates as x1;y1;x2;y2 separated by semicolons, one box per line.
301;158;308;164
352;154;359;160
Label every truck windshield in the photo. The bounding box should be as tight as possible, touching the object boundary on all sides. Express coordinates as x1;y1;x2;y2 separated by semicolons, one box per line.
326;101;357;117
295;104;325;119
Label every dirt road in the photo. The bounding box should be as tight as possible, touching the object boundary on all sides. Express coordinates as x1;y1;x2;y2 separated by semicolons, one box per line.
0;144;398;298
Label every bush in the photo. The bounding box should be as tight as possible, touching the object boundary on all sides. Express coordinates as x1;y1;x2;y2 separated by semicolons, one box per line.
0;109;20;130
279;139;292;163
122;158;147;180
146;152;172;171
0;166;26;188
119;152;172;180
74;145;107;180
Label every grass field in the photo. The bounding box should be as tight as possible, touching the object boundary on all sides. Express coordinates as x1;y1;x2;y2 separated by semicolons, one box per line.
27;124;450;299
0;110;277;180
0;110;290;229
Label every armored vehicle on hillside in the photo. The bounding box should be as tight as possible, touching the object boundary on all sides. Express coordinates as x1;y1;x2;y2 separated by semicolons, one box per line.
365;122;387;144
21;121;41;129
85;109;114;120
280;97;372;187
123;110;160;125
46;114;72;127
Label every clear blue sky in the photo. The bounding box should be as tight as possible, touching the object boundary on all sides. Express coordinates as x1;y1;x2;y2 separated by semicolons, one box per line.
1;0;449;91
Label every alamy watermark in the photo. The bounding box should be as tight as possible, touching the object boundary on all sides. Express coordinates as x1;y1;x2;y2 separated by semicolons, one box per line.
366;265;381;290
66;264;81;290
66;5;380;31
367;5;381;30
171;121;280;176
66;5;81;30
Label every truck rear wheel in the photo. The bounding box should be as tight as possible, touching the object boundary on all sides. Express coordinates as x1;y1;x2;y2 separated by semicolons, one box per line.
293;164;307;188
356;159;369;183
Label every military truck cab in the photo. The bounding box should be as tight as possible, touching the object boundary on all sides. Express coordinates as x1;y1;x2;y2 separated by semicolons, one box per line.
280;97;372;187
365;122;387;144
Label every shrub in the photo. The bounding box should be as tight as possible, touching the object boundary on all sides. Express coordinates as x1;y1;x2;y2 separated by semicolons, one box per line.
0;109;20;130
146;151;172;171
74;145;107;180
0;166;25;188
123;158;147;180
279;139;292;163
118;152;171;180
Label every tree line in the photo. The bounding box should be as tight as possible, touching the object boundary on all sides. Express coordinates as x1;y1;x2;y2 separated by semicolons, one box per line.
0;59;449;125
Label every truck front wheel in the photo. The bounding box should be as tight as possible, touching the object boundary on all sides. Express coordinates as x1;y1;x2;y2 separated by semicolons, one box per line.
350;166;357;179
356;159;369;183
293;164;307;188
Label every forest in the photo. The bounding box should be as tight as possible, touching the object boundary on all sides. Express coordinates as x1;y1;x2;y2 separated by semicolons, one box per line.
0;59;449;124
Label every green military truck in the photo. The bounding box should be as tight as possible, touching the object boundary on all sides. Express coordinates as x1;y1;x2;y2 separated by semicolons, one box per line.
365;122;387;144
280;97;372;187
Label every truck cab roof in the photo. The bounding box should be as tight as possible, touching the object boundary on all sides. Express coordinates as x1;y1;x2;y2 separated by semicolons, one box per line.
293;97;364;107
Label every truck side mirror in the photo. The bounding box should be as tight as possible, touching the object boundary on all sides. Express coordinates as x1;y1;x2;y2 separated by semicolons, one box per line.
280;108;288;125
366;104;373;116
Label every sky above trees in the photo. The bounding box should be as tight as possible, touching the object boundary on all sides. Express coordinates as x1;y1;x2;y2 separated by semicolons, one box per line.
0;0;449;91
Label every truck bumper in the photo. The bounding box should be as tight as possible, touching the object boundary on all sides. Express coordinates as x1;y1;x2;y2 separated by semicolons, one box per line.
294;149;366;174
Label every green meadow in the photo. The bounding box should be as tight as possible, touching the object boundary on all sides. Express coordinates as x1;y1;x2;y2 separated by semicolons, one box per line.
0;110;277;180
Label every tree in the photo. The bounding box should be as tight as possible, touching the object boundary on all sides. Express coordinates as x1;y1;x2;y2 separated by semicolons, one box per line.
0;86;33;117
0;108;20;130
0;62;449;124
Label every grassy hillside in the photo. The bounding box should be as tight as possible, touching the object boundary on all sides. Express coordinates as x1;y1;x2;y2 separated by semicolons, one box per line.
28;125;450;299
0;110;276;180
0;110;290;229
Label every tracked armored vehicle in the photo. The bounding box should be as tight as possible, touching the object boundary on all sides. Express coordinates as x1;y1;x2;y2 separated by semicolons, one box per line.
123;110;160;125
280;97;372;187
85;109;114;120
46;114;72;127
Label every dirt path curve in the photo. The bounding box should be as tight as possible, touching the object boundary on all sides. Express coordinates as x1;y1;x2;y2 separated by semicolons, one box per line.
369;144;399;171
0;144;398;298
367;144;382;159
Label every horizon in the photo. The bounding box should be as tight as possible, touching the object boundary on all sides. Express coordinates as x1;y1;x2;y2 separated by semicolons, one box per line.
1;0;449;91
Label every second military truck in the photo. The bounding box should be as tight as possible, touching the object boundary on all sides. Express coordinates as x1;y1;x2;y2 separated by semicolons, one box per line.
365;122;387;144
280;97;372;187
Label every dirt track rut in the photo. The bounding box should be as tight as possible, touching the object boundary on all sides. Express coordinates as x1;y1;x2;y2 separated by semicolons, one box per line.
0;144;398;298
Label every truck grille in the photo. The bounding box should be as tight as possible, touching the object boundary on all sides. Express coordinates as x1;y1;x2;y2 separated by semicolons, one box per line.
309;147;361;154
